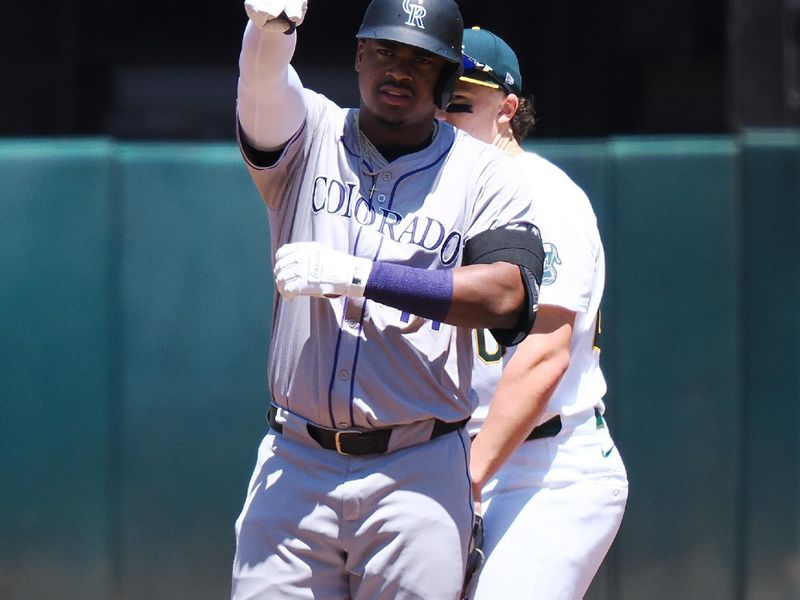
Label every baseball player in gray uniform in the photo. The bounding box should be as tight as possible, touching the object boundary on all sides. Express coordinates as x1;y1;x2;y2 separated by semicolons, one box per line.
439;28;629;599
232;2;545;599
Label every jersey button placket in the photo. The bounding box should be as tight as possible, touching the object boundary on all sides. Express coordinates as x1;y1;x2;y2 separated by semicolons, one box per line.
330;323;357;428
376;172;391;204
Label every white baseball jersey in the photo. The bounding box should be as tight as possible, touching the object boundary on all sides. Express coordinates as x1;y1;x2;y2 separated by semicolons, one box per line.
243;90;536;429
464;151;628;600
469;150;606;433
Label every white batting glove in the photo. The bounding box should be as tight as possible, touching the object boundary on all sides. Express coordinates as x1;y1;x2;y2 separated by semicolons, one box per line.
244;0;308;30
274;242;373;301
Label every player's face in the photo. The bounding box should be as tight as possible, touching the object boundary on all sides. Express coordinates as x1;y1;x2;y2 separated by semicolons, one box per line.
437;81;509;144
355;39;446;142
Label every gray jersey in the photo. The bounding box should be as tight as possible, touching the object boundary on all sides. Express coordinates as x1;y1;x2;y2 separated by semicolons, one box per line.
243;90;534;429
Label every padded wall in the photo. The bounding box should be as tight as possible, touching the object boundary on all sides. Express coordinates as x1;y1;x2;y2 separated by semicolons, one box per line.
0;140;114;600
2;133;799;599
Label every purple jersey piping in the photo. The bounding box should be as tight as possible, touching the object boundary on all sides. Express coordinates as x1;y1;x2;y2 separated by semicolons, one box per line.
268;123;311;415
324;133;372;427
348;235;384;424
239;116;307;171
386;141;454;211
326;227;366;427
334;128;454;427
341;136;372;174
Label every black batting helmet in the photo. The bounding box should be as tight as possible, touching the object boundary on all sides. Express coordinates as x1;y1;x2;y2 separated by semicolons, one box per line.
356;0;464;108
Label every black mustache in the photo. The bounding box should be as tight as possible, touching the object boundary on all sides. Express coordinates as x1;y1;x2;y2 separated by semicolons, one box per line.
379;80;414;94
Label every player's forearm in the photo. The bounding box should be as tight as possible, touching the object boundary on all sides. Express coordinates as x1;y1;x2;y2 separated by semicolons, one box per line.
446;262;525;329
363;261;525;328
274;243;530;329
237;21;305;150
470;316;572;490
470;358;566;490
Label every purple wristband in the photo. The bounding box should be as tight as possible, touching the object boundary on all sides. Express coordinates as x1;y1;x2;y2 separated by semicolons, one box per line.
364;262;453;322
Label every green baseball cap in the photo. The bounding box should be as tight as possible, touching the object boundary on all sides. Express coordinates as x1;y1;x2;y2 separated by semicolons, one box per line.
460;27;522;95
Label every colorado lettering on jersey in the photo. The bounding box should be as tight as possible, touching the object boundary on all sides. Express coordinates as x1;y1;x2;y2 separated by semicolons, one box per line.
310;175;463;265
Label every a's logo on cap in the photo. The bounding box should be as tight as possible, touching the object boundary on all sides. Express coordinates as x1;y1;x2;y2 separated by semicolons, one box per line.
403;0;427;29
505;73;515;88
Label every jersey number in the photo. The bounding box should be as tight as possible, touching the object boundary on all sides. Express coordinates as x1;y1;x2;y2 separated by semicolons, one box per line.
475;329;506;364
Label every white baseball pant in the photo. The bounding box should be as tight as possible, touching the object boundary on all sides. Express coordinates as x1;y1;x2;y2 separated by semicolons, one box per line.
232;426;474;599
468;409;628;599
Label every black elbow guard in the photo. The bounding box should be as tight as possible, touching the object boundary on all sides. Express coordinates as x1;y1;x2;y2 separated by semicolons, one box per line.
462;225;545;346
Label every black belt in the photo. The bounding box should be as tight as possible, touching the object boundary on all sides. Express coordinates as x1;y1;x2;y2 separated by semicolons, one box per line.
468;415;561;443
471;407;603;443
268;405;469;456
525;407;603;441
526;414;563;441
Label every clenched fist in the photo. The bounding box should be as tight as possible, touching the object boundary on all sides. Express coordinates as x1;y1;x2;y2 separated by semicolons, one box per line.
244;0;308;30
274;242;373;301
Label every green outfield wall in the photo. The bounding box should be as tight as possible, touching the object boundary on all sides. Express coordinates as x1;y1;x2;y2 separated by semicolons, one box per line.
1;133;798;600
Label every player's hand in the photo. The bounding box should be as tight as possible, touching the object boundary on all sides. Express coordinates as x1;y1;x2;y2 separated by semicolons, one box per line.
244;0;307;31
274;242;373;301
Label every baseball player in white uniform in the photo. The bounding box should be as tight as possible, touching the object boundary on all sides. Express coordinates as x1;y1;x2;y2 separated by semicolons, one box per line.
232;3;545;599
439;28;629;599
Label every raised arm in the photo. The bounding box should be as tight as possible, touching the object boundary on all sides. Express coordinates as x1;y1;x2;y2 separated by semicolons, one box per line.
237;2;308;151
